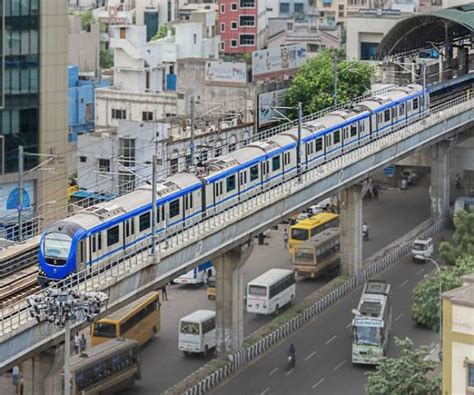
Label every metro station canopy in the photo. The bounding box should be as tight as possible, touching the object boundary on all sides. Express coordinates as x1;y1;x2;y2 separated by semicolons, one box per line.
377;3;474;59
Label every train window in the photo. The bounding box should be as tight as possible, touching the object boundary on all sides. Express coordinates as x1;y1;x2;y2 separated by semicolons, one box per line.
92;236;97;253
350;125;357;137
169;199;180;218
98;233;102;250
189;193;193;209
250;165;259;181
384;110;390;122
227;175;236;192
130;219;135;235
161;206;165;221
391;107;397;118
107;226;120;247
315;138;323;151
139;212;151;231
399;103;405;116
334;130;340;144
184;196;188;211
272;156;281;171
413;98;419;110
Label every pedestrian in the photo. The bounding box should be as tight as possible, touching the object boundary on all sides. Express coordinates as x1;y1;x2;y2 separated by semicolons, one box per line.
283;228;289;250
161;284;168;301
74;333;80;354
12;365;19;388
373;184;379;201
455;174;462;190
79;334;87;353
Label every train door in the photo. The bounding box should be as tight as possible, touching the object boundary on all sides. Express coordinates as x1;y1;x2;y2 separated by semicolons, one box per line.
261;159;270;185
90;232;102;265
77;239;87;271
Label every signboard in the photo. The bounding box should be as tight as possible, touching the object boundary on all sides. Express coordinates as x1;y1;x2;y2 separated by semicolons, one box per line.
252;45;307;81
383;165;395;177
0;181;35;222
205;61;247;85
354;318;383;328
258;88;289;127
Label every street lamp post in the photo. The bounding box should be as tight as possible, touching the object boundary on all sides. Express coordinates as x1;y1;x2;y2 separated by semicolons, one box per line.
416;255;442;347
27;289;108;395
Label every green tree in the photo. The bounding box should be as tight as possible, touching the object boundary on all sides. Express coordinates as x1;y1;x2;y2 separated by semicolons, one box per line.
100;48;113;69
439;209;474;264
411;256;474;331
366;337;440;395
285;50;374;116
151;25;173;40
80;10;94;31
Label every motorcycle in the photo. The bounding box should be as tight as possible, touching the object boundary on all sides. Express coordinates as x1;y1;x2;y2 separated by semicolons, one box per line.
287;354;296;370
363;229;369;241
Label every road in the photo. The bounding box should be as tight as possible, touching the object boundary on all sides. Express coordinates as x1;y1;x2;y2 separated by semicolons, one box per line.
120;178;431;394
213;251;438;395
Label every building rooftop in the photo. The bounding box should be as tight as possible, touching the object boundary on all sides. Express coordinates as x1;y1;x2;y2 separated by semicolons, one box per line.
443;274;474;308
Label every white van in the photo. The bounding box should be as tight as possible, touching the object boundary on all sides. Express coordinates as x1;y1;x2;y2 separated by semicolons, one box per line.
178;310;216;356
412;238;433;262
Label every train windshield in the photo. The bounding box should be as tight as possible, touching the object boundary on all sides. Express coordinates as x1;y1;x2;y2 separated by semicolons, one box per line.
44;233;72;259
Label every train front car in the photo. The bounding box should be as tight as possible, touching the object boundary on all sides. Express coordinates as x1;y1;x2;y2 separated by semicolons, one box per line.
38;221;85;286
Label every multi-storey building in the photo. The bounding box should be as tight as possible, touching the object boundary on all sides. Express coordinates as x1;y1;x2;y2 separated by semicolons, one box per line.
442;273;474;395
218;0;267;53
95;11;219;128
0;0;69;233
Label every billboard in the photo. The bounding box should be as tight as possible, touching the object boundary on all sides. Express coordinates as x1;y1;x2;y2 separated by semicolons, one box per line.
258;88;289;127
0;181;35;222
252;45;307;80
205;61;247;85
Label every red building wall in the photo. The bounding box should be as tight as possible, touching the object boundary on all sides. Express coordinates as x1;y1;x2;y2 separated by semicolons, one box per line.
218;0;258;54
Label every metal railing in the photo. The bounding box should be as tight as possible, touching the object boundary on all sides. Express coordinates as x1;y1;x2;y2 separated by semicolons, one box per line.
0;94;472;337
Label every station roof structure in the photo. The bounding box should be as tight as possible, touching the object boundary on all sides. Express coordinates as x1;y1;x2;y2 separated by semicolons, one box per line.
377;3;474;59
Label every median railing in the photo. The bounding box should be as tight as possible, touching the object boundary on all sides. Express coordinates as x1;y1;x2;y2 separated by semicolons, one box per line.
166;219;446;395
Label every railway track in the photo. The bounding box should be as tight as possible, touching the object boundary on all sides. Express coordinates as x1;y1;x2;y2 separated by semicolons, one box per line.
0;265;39;309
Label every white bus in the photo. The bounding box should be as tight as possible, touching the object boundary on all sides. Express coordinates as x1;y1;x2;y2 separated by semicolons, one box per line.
246;269;296;316
178;309;216;356
351;280;392;365
174;261;215;285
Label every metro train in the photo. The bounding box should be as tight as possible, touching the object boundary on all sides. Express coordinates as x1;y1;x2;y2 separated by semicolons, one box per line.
38;83;428;284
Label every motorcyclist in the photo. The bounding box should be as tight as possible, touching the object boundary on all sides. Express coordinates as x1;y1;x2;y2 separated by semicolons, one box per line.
288;343;296;367
362;223;369;241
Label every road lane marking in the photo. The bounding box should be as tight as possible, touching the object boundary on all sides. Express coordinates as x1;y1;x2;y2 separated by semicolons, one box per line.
286;369;294;376
269;368;278;376
305;351;317;361
394;313;404;322
346;322;352;329
260;387;271;395
416;268;425;275
400;280;409;287
334;360;347;371
312;378;326;389
325;335;337;344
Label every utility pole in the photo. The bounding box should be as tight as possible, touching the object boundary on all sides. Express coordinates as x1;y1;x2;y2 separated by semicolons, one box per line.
151;154;157;256
333;53;338;109
18;145;24;242
297;102;302;180
190;95;195;168
64;320;72;395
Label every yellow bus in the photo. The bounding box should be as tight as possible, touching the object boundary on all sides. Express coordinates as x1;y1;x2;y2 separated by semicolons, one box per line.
293;228;340;278
91;292;160;347
289;212;339;254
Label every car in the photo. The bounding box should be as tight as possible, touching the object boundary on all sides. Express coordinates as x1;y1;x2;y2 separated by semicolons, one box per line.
400;169;419;185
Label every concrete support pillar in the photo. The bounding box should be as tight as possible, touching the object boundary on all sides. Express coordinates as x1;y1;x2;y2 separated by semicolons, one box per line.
339;184;364;276
431;142;451;221
215;242;253;355
21;346;63;395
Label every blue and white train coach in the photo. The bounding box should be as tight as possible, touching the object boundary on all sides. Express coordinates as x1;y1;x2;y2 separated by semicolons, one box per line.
38;83;429;284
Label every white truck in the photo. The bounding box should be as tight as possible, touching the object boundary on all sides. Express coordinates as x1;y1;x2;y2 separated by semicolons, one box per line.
412;238;433;262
